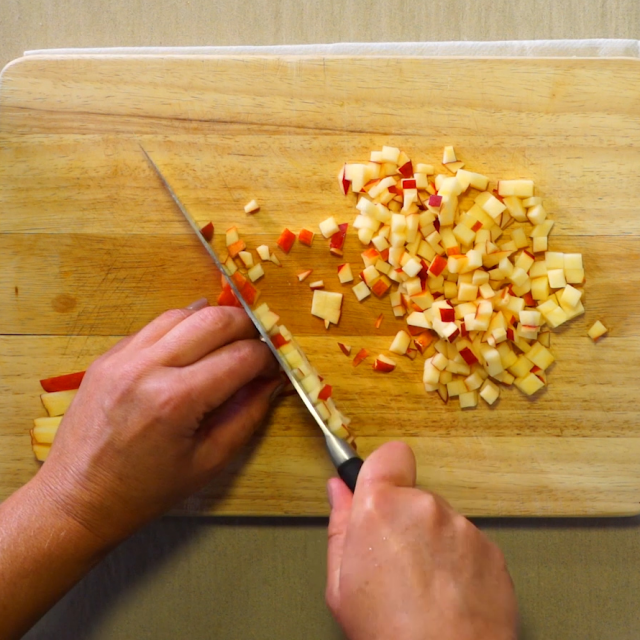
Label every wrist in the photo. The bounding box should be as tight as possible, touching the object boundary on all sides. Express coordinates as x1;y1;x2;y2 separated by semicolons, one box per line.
28;467;121;556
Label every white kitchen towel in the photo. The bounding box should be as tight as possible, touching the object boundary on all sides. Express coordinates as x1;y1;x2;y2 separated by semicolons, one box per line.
24;40;640;58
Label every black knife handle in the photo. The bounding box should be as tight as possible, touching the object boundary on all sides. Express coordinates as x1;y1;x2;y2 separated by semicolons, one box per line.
337;456;364;493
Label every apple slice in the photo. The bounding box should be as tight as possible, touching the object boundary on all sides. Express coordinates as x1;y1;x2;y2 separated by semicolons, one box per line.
352;281;371;302
226;227;239;246
309;280;325;290
298;269;313;282
40;371;85;393
227;240;246;258
373;354;397;373
31;416;62;445
41;389;78;417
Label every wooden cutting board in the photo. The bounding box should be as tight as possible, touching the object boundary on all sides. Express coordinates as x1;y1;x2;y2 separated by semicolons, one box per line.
1;55;639;516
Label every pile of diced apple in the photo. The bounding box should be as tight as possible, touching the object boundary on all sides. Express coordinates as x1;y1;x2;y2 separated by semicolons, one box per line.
334;145;592;408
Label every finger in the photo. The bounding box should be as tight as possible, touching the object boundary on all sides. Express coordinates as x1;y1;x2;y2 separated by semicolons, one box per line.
130;299;209;349
357;441;417;490
325;478;354;613
155;306;259;366
182;338;279;412
194;375;283;474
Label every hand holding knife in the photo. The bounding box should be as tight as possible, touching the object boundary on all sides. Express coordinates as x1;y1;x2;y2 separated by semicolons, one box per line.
139;145;363;492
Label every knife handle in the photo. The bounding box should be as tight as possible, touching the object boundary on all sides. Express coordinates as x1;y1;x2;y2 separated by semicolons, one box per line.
337;456;364;493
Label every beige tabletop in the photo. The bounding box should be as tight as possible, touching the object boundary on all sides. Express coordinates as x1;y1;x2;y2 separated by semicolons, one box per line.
3;1;640;639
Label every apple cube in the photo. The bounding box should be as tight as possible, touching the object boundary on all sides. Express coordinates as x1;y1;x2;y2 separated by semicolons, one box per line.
533;237;548;253
244;199;260;214
527;204;547;225
373;354;397;373
588;320;608;341
526;342;555;370
309;280;325;290
447;379;468;397
352;281;371;302
256;245;270;261
311;290;343;325
482;195;507;219
337;263;354;284
565;269;585;284
459;390;478;409
503;196;527;222
442;146;457;164
547;269;567;289
560;284;582;308
498;180;534;198
515;372;545;396
508;355;534;379
389;330;412;355
479;380;500;405
247;263;264;282
319;216;340;238
226;227;239;246
545;252;565;269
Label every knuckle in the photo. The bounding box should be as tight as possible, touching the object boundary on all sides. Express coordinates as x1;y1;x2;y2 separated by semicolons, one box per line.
415;491;440;520
194;305;242;334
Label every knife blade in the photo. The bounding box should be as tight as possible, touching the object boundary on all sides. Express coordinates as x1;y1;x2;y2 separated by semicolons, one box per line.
139;144;363;492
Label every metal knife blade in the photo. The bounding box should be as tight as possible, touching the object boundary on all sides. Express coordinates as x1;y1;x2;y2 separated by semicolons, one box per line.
139;144;363;487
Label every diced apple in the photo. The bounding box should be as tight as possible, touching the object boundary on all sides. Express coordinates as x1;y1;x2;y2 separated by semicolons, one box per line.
299;229;315;247
244;199;260;214
352;281;371;302
247;263;265;282
588;320;608;341
40;371;85;393
497;180;534;198
256;245;270;261
298;269;313;282
276;228;296;253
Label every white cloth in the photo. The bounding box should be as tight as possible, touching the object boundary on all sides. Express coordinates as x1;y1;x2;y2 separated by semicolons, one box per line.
24;40;640;58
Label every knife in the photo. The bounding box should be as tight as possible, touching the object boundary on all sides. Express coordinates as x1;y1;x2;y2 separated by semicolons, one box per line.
139;145;364;493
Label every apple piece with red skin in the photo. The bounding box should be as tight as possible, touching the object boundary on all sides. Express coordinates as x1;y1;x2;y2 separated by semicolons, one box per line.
227;240;246;258
318;384;332;401
298;269;313;282
352;348;369;367
439;307;455;323
298;229;315;247
217;284;242;307
375;313;384;329
337;263;354;284
371;276;391;298
338;165;351;195
309;280;325;290
277;228;296;253
414;332;434;354
330;223;348;252
428;195;442;209
428;255;448;276
373;354;397;373
401;179;417;190
404;348;418;360
338;342;352;356
199;222;214;242
40;371;85;393
398;160;414;178
271;334;290;349
459;347;479;365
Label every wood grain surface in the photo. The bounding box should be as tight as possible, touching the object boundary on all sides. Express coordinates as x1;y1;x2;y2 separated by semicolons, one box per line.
1;55;639;516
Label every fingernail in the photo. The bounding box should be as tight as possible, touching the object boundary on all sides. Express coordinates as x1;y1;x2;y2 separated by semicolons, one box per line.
186;297;209;311
269;382;286;404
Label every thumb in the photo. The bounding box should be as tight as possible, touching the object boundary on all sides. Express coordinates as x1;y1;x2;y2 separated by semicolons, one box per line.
325;477;353;614
358;441;417;489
